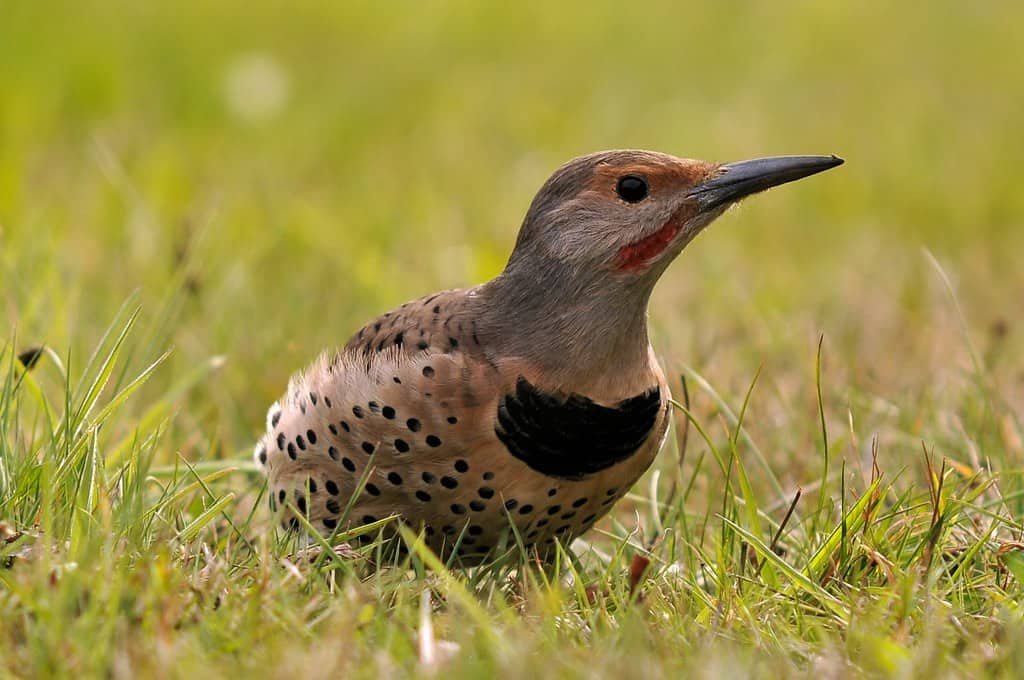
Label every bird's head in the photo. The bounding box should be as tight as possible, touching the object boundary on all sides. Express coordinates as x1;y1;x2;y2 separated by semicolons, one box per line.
507;149;843;281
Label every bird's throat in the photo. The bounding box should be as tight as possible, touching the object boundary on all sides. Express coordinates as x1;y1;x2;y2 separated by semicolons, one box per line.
477;267;655;395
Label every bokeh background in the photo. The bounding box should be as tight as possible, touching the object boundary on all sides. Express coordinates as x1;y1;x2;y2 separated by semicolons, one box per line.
2;2;1022;492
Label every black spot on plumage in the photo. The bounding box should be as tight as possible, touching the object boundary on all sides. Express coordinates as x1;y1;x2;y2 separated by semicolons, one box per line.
440;476;458;489
307;479;318;493
422;471;437;483
426;435;442;448
560;511;576;520
478;487;494;499
296;435;306;451
555;525;571;534
382;406;396;419
328;446;339;460
326;499;341;514
393;376;402;384
342;457;356;472
469;500;486;512
394;331;404;347
572;497;588;508
447;416;458;425
287;443;297;460
442;524;456;535
309;392;318;406
296;496;307;514
362;514;377;524
278;489;287;504
271;411;281;427
365;483;381;496
328;423;338;435
425;526;436;536
422;366;435;378
454;460;469;473
536;518;549;528
306;429;317;445
547;488;557;497
352;406;364;418
361;441;375;454
416;490;431;502
407;418;421;432
323;518;337;530
374;322;382;332
288;517;300;531
394;438;410;453
324;396;332;408
387;472;403;485
547;505;561;515
341;421;351;433
519;504;534;515
368;401;380;413
504;499;518;511
582;514;597;524
256;445;267;465
276;433;286;450
495;377;661;479
606;487;618;496
325;480;339;495
417;341;429;351
451;503;466;515
468;525;484;536
482;471;494;481
432;305;441;314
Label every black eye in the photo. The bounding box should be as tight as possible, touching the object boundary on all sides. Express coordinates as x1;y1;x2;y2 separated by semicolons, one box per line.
615;175;649;203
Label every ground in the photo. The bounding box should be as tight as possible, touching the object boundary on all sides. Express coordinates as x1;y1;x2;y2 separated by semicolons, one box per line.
1;3;1023;677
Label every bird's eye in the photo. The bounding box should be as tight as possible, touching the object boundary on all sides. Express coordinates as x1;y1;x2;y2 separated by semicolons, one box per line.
615;175;649;203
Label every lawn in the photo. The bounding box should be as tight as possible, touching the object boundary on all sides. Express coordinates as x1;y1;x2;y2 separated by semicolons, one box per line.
2;2;1023;677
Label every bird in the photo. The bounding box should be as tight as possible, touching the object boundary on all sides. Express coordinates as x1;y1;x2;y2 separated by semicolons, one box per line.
254;149;843;563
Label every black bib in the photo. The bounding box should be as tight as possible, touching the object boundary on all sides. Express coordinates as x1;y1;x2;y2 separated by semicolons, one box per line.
495;376;662;480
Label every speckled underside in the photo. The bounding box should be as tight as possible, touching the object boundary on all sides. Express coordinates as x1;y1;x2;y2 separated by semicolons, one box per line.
255;288;670;563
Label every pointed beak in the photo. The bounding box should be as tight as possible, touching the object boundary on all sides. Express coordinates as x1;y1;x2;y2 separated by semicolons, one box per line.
688;155;844;212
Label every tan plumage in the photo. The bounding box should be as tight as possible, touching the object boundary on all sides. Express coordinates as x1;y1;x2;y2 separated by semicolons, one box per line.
254;149;843;562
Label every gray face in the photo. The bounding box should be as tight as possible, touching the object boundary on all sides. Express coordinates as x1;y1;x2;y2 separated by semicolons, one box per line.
508;149;844;281
509;150;721;277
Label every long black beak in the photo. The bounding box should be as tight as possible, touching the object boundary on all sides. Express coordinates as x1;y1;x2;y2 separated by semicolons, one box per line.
689;155;844;212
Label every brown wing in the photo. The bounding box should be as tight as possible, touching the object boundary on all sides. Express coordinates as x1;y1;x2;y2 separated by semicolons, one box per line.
343;287;487;360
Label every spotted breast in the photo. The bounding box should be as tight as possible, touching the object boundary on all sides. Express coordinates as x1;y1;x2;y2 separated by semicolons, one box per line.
255;288;670;562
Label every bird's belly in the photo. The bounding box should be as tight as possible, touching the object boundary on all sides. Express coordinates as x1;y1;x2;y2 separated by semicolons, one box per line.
255;347;670;562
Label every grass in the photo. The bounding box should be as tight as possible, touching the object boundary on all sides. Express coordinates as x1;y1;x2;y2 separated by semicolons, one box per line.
2;2;1024;677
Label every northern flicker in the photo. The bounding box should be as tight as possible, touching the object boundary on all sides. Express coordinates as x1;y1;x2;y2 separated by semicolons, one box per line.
254;150;842;562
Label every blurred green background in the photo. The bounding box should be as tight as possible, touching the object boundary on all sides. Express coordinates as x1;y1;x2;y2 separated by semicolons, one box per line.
2;2;1021;480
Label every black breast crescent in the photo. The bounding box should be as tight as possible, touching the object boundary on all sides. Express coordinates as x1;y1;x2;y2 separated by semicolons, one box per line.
495;376;662;480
